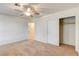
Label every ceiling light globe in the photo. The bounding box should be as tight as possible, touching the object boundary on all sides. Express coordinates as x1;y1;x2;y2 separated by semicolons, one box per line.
25;12;31;16
27;8;31;12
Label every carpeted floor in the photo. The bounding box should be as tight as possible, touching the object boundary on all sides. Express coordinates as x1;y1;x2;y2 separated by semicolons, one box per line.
0;40;78;56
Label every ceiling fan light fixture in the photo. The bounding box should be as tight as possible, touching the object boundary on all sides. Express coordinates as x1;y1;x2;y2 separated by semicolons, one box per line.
27;8;31;12
13;3;40;17
25;12;31;16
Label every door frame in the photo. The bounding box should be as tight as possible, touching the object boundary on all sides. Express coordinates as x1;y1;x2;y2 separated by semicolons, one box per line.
59;18;64;45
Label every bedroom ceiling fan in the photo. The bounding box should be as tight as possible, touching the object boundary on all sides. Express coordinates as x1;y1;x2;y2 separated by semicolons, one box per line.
13;3;40;17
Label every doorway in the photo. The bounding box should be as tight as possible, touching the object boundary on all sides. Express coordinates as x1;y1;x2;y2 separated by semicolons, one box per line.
59;16;75;46
59;18;64;45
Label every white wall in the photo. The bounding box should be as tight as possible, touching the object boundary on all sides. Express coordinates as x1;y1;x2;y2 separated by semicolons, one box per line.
35;7;79;53
0;14;28;45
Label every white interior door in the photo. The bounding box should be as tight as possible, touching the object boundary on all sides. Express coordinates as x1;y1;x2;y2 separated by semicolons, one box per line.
63;17;75;46
47;19;59;45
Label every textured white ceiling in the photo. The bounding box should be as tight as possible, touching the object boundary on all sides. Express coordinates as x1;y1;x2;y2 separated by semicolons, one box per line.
0;3;79;17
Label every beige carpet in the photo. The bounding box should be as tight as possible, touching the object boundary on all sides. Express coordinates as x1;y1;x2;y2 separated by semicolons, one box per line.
0;40;78;56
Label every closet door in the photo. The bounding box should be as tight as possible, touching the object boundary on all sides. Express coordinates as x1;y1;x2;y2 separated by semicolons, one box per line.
63;17;75;46
35;19;47;43
47;19;59;45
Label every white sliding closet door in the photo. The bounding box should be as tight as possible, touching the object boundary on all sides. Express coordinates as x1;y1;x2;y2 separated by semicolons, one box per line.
63;17;75;46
